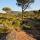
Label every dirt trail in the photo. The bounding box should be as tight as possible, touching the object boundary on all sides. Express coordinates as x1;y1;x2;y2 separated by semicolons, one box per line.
6;28;36;40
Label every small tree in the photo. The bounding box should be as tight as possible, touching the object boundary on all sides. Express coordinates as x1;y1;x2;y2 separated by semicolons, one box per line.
16;0;34;20
2;7;11;13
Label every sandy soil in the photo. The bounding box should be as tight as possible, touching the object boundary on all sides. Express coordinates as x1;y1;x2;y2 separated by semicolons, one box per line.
6;28;36;40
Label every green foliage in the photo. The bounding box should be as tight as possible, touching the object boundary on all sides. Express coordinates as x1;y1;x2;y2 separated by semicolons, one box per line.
2;7;11;11
0;11;40;33
0;13;21;33
16;0;34;10
16;0;34;20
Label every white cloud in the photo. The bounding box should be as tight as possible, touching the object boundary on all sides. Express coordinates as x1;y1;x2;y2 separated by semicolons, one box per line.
0;10;6;13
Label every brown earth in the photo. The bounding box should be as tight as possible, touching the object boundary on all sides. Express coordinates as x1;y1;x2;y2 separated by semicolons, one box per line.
6;28;37;40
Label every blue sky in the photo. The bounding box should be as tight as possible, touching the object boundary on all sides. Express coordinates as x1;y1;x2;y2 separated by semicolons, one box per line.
0;0;40;11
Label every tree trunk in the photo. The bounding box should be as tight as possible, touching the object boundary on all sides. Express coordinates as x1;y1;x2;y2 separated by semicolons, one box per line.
22;5;24;21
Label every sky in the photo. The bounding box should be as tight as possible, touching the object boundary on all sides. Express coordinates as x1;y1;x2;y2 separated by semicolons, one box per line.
0;0;40;11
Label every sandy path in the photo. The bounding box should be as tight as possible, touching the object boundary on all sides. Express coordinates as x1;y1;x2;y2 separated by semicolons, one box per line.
6;28;36;40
